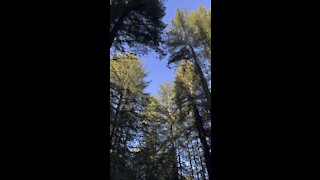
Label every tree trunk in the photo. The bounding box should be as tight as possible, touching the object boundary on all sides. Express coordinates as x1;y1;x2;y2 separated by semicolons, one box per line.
178;146;183;180
109;13;126;50
184;78;211;179
154;124;157;156
170;125;179;180
109;6;132;50
196;139;207;180
112;126;121;152
110;93;123;147
191;141;201;180
109;2;138;50
186;137;195;180
186;92;211;179
188;44;211;114
178;11;211;113
173;148;179;180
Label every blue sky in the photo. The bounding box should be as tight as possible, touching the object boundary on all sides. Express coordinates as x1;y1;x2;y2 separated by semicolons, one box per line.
140;0;211;95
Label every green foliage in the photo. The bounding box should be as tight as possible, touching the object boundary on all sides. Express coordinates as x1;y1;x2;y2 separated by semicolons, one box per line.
188;5;211;61
110;53;148;94
109;4;211;180
162;6;212;117
110;53;150;180
110;58;210;179
110;0;166;55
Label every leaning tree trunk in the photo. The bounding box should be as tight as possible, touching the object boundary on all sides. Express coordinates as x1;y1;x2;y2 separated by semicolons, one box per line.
109;2;138;50
178;10;211;113
191;98;211;179
109;5;132;50
184;88;211;179
109;13;125;50
188;44;211;114
183;78;211;179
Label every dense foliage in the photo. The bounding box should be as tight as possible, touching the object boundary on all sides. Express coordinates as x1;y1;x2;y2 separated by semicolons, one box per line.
110;0;166;54
110;2;211;179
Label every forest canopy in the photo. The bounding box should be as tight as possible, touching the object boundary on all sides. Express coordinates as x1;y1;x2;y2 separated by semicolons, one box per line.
110;1;212;179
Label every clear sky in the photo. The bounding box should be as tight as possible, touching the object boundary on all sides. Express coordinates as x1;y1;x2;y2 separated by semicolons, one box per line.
140;0;211;95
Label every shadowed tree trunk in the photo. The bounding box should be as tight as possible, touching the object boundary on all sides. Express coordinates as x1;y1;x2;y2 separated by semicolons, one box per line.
182;80;211;179
191;98;211;179
184;86;211;179
110;93;123;149
177;11;211;114
186;136;195;180
109;2;133;50
196;139;207;180
110;93;123;135
188;44;211;114
177;146;183;180
170;125;179;180
191;141;201;180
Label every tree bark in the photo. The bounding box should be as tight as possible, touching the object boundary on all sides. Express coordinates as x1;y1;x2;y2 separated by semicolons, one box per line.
109;2;138;50
191;141;201;180
109;13;126;50
170;125;179;180
177;146;183;180
179;12;211;114
112;126;121;152
110;93;123;146
186;137;195;180
184;77;211;179
196;139;207;180
188;44;211;114
186;92;211;179
109;2;134;50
